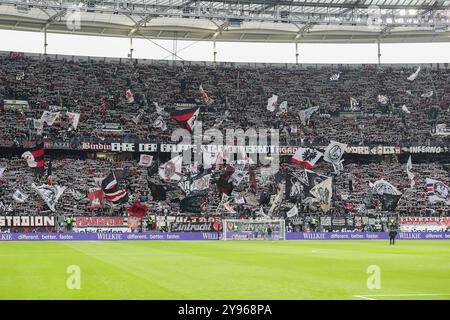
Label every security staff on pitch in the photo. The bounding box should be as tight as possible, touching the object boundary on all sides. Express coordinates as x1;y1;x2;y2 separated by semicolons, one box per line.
66;215;73;232
388;217;398;245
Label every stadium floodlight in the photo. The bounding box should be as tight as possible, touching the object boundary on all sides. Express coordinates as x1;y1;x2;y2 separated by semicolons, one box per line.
222;219;286;241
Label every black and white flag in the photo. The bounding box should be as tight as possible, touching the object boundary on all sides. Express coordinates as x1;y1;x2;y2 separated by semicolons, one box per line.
32;183;67;212
329;73;340;81
426;178;450;205
350;97;361;111
421;91;433;98
286;205;298;218
299;106;319;126
309;177;333;212
40;111;60;126
13;189;28;203
406;156;415;188
323;140;347;174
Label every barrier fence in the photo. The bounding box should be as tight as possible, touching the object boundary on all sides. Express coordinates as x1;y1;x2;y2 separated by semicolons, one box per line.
1;232;450;241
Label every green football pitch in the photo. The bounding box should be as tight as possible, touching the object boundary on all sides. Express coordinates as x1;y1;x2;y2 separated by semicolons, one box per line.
0;240;449;300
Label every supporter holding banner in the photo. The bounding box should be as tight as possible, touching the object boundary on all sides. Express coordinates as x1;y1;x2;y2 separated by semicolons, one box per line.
139;154;153;167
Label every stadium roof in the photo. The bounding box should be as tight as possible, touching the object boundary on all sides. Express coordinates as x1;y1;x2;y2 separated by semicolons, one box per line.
0;0;449;43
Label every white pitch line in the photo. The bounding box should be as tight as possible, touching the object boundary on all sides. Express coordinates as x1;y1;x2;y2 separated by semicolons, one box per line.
353;295;377;300
353;293;450;300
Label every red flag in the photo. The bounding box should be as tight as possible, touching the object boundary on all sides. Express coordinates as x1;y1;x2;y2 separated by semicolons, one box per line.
89;189;104;209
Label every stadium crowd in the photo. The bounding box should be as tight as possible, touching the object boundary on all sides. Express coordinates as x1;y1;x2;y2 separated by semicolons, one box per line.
0;53;449;232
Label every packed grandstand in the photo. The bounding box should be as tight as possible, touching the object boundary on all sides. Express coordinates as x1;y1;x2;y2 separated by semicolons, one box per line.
0;51;449;234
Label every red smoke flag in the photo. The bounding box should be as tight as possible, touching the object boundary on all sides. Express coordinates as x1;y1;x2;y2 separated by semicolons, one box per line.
21;142;45;174
170;107;200;132
127;200;148;218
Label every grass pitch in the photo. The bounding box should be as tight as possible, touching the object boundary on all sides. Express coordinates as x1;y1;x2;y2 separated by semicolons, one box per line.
0;240;449;300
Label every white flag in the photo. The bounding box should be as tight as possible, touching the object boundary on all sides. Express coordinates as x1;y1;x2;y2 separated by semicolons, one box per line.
401;105;410;114
267;94;278;112
32;183;67;212
0;165;6;178
277;101;288;116
309;177;333;212
67;112;80;130
138;154;153;167
153;116;167;131
421;91;433;98
154;102;169;116
329;73;340;81
370;180;402;196
406;156;415;188
13;189;28;203
33;119;44;131
126;89;134;103
158;155;183;181
190;173;211;192
323;140;347;165
286;205;298;218
299;106;319;126
407;66;421;81
40;111;60;126
426;178;450;205
350;97;361;111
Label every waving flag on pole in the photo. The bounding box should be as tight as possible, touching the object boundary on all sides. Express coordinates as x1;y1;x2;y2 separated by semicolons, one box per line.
0;165;6;178
292;148;323;169
299;106;319;126
32;183;67;212
309;177;333;212
101;172;129;205
286;205;298;218
350;97;361;111
127;200;148;218
267;94;278;112
67;112;80;131
22;142;45;174
89;189;104;208
407;66;421;81
329;73;340;81
406;156;415;188
40;111;60;126
13;189;28;203
126;89;134;103
277;101;288;117
323;140;347;174
170;107;200;132
426;178;450;205
159;155;183;181
199;84;213;105
421;91;433;98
